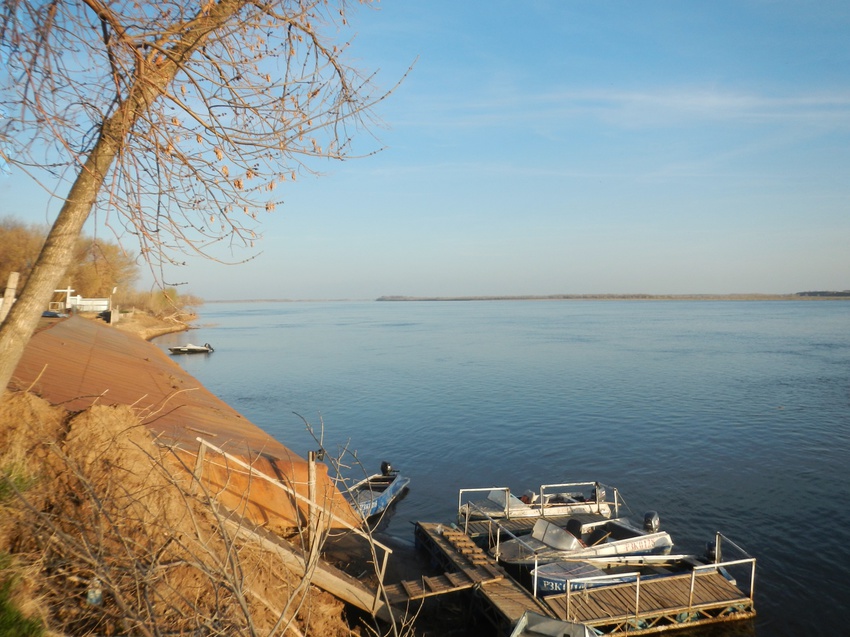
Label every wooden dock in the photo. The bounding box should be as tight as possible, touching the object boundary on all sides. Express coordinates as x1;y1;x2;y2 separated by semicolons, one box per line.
410;521;756;636
543;568;755;634
412;522;551;634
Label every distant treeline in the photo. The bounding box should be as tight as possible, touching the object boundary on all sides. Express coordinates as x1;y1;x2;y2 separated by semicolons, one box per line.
377;292;850;302
796;290;850;297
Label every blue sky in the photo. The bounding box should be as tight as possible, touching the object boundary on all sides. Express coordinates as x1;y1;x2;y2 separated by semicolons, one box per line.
4;0;850;300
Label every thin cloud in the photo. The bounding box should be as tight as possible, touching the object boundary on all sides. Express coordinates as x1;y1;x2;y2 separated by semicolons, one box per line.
394;86;850;132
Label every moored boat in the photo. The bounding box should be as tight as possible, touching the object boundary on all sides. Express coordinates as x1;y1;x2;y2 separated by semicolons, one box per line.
509;610;594;637
344;461;410;521
530;534;746;596
458;481;619;523
168;342;214;354
532;553;696;595
491;511;673;568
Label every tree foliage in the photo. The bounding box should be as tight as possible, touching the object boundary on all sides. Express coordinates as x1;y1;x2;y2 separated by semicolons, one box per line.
0;218;137;297
68;238;138;298
0;219;45;290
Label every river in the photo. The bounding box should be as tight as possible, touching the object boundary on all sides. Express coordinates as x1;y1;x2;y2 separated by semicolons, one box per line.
158;299;850;635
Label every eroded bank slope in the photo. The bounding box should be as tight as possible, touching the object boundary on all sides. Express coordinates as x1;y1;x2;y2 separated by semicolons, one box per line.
0;391;353;636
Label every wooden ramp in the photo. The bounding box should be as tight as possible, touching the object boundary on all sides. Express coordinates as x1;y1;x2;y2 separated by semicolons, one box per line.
414;522;551;634
383;564;503;605
544;569;755;635
223;516;397;624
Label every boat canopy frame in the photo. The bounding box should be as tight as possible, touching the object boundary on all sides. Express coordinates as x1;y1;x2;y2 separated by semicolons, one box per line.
458;481;621;522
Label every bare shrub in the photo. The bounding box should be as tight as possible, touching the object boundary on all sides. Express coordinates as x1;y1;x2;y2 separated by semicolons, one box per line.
1;396;361;636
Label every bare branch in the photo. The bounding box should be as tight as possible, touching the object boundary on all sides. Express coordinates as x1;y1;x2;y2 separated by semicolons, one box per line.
1;0;396;270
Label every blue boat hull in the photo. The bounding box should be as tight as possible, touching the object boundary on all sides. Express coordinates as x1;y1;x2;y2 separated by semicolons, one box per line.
346;470;410;520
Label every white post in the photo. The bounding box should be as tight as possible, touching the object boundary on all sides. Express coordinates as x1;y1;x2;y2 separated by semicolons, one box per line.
191;442;207;494
58;285;74;311
1;272;19;322
308;450;318;542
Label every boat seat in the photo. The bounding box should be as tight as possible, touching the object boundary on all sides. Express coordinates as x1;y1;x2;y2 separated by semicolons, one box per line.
532;519;581;551
587;527;611;546
605;520;639;540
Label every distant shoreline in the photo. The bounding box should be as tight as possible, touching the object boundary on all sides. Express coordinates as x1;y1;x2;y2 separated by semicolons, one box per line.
375;293;850;302
204;292;850;303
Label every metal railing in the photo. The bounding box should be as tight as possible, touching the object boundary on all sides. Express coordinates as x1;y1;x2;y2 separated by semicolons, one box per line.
537;482;621;518
457;481;621;522
560;532;756;622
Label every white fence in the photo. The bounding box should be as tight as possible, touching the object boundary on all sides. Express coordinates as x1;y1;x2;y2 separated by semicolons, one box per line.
67;296;110;312
1;277;111;320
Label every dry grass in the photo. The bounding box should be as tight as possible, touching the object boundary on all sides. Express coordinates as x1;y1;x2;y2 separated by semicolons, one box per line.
0;392;360;637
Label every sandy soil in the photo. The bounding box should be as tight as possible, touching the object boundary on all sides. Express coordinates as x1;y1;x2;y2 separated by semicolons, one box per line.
109;309;195;340
1;313;369;636
0;391;356;636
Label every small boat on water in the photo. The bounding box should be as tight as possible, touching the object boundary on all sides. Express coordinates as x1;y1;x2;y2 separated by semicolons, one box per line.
168;343;214;354
510;534;755;632
344;461;410;521
492;512;673;568
531;537;741;595
509;610;594;637
458;481;619;522
532;553;697;595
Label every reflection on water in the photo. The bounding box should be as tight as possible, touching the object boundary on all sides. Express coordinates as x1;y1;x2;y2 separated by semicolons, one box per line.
161;300;850;636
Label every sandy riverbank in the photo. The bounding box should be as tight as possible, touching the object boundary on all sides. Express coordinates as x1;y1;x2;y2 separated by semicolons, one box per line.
1;313;370;636
110;309;195;340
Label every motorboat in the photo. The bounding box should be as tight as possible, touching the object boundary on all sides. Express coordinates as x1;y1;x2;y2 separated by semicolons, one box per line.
491;511;673;568
509;610;594;637
344;461;410;521
531;536;744;595
532;553;696;595
458;481;619;523
168;342;214;354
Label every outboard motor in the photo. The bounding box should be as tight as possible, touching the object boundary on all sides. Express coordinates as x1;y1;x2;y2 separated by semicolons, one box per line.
380;461;393;476
591;485;606;503
705;540;722;564
643;511;660;533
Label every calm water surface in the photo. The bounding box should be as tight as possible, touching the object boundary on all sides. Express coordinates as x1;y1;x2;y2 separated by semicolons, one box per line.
158;300;850;635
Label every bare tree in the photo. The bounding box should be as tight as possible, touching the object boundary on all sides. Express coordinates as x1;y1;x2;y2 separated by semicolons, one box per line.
0;217;48;287
0;0;400;389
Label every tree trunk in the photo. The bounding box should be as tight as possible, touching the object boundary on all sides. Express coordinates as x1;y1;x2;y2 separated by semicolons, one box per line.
0;130;120;391
0;0;248;393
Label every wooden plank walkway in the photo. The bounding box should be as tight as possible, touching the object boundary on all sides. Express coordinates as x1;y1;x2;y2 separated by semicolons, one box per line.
383;564;503;605
223;516;395;623
414;522;551;634
544;569;755;634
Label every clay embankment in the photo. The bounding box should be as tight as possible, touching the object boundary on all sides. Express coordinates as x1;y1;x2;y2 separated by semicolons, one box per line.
1;315;377;635
10;314;359;534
